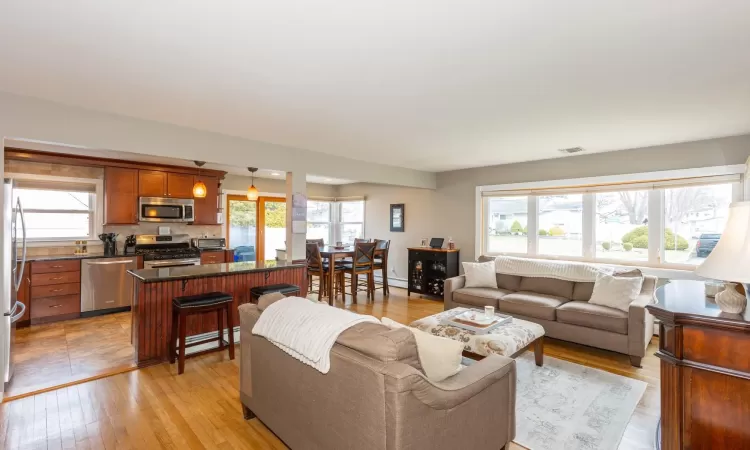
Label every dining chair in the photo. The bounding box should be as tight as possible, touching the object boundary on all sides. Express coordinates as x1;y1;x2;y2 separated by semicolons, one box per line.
373;239;391;296
342;242;376;303
306;243;345;304
306;238;324;247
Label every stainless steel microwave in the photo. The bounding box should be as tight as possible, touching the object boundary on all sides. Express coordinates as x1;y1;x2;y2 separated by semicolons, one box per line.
139;197;195;223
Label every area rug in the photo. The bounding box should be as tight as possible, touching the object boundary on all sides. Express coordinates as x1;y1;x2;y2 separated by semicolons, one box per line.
513;353;647;450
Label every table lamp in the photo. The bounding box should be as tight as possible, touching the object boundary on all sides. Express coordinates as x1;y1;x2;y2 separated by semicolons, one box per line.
694;201;750;313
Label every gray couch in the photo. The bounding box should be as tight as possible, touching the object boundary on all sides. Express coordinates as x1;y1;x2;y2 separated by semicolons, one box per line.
239;302;517;450
444;261;656;367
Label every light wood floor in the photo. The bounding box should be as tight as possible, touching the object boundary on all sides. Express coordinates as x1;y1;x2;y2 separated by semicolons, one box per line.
5;313;136;400
0;288;660;449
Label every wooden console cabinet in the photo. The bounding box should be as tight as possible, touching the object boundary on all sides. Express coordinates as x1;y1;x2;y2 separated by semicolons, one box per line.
648;280;750;449
407;248;459;298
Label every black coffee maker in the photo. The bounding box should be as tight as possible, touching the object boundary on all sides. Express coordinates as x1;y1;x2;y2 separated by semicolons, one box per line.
99;233;118;256
124;234;137;255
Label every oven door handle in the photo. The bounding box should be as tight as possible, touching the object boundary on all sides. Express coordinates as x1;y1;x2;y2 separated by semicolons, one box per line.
148;261;200;268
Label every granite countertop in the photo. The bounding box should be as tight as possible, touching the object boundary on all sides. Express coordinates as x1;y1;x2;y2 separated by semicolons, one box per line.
22;252;138;262
127;260;305;283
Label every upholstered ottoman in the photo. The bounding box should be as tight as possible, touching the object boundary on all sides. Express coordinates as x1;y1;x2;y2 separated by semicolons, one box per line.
410;307;546;366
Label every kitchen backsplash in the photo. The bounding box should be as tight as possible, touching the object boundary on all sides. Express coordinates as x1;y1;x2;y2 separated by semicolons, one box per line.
103;224;223;251
24;224;224;256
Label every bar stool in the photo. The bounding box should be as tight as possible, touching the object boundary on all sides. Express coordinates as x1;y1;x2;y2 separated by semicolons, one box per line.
170;291;235;374
249;283;300;303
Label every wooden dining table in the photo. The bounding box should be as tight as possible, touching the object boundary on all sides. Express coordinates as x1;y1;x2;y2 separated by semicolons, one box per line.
318;245;355;302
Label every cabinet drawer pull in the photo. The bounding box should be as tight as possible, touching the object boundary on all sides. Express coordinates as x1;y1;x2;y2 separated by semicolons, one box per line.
50;288;64;293
50;277;64;280
49;304;63;308
51;265;63;269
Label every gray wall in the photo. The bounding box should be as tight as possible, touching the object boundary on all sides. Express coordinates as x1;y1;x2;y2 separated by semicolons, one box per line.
434;134;750;265
337;183;437;281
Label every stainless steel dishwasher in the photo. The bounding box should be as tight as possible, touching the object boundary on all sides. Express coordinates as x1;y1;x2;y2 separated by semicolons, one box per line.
81;257;137;314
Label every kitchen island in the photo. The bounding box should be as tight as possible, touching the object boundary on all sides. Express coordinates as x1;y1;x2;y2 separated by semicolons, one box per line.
127;260;307;367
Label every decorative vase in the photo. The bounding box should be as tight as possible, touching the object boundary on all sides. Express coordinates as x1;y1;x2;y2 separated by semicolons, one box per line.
715;283;747;314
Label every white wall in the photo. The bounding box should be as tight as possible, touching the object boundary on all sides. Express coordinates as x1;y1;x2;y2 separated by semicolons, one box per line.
0;91;435;189
337;183;437;282
221;174;337;198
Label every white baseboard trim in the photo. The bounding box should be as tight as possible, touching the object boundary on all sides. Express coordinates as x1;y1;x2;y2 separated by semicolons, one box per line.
179;327;241;355
374;275;408;289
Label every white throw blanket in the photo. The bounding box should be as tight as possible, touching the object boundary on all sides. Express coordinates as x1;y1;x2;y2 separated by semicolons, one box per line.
252;296;380;373
495;255;613;282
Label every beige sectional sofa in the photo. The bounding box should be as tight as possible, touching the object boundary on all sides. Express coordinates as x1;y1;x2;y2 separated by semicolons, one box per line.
239;302;517;450
444;259;656;367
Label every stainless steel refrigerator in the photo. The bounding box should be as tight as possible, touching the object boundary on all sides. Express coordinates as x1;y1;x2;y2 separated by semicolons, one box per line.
2;178;27;386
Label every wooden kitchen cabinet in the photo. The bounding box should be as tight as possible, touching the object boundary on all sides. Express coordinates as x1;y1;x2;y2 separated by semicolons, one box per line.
105;167;139;225
166;173;195;198
200;250;226;265
139;170;168;197
30;260;81;324
193;175;220;224
16;262;31;328
139;170;194;198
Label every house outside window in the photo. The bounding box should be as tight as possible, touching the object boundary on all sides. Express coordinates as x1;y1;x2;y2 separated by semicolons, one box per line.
306;199;365;244
480;168;743;269
12;178;100;242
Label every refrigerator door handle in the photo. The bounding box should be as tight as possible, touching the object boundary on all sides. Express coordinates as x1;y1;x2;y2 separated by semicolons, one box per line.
8;301;26;323
15;198;27;292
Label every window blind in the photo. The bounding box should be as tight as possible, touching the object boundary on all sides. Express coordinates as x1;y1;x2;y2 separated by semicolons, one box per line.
15;179;97;193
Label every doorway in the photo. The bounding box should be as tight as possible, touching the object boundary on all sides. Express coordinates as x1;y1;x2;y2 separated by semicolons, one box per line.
226;195;286;262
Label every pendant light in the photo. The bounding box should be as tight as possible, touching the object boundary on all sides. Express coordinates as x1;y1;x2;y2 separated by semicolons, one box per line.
247;167;259;201
192;161;207;198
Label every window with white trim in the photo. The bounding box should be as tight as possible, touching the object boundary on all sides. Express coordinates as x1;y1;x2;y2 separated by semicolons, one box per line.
479;169;743;269
305;199;366;244
306;200;332;244
13;180;97;241
338;200;365;244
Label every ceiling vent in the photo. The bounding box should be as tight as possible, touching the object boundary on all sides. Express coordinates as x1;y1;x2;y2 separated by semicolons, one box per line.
558;147;585;154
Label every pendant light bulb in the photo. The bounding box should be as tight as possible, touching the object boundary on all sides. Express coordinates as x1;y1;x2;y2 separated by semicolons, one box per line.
247;167;259;201
192;161;207;198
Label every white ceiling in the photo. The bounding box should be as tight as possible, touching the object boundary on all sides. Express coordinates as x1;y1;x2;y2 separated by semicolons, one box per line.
1;1;749;172
4;139;355;184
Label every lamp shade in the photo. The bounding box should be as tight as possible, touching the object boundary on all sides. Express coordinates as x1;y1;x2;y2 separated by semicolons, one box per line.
695;201;750;283
247;184;259;201
192;180;207;198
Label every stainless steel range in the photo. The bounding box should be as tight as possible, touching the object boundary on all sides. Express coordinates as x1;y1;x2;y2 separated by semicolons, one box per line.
135;234;201;269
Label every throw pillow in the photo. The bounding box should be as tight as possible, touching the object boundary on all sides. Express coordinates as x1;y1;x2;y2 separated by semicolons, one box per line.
589;272;644;312
257;292;286;311
381;317;463;382
462;261;497;288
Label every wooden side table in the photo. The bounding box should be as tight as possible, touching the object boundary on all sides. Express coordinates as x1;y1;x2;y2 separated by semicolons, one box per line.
648;280;750;449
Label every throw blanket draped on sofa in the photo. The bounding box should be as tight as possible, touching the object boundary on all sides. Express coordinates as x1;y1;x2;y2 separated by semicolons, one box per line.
252;297;379;373
494;256;613;282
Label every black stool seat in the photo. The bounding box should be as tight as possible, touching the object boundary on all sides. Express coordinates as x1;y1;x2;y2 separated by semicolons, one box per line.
173;292;233;308
249;283;300;297
170;291;235;375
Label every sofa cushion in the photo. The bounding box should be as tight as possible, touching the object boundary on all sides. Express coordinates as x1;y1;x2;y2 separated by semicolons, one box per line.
453;287;512;308
336;322;423;371
498;291;569;321
381;318;463;382
519;277;574;299
556;301;629;334
572;282;595;301
496;273;522;291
